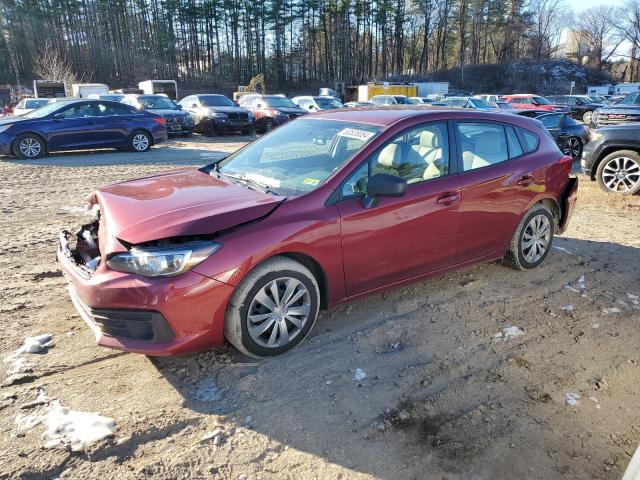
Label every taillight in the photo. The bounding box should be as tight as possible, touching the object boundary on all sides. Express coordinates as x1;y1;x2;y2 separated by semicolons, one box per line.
558;155;573;175
153;117;166;126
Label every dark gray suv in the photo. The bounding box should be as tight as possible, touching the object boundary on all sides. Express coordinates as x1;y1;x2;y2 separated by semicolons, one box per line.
581;123;640;194
178;94;254;136
591;92;640;128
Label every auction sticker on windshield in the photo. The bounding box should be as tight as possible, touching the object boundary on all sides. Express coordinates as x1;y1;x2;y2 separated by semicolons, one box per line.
337;128;375;141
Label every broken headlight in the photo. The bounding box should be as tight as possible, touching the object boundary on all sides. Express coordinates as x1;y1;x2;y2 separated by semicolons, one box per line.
106;241;221;277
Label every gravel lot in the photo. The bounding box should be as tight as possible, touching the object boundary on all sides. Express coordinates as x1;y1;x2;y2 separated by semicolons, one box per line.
0;135;639;480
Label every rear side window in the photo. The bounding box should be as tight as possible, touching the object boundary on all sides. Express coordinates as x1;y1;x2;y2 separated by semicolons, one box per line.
505;127;523;158
519;129;539;153
458;122;508;171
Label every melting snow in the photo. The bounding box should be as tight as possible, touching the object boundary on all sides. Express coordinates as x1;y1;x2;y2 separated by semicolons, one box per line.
353;368;367;381
564;275;586;295
562;305;574;312
566;392;581;406
553;246;573;254
3;334;53;377
16;400;115;451
493;326;524;341
602;307;621;315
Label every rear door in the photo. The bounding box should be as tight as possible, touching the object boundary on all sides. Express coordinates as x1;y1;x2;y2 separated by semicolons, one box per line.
336;121;462;295
92;102;133;146
455;121;545;262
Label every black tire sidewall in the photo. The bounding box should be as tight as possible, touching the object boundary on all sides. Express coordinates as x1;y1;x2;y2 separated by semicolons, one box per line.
237;269;319;357
13;134;44;159
129;130;151;152
515;207;554;269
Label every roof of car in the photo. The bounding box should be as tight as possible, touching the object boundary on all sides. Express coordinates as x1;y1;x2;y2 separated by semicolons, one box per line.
502;94;540;98
305;106;544;127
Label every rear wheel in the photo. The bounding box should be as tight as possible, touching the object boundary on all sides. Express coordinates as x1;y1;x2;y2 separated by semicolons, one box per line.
225;256;320;358
582;111;593;124
562;137;582;161
596;150;640;195
128;130;151;152
504;204;554;270
13;133;44;159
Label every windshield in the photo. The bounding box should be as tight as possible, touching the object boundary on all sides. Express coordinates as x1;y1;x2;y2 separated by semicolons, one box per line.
200;95;235;107
217;119;382;196
619;93;640;105
24;99;50;109
23;102;67;118
470;98;492;108
534;96;552;105
264;97;296;108
315;97;343;109
138;96;179;110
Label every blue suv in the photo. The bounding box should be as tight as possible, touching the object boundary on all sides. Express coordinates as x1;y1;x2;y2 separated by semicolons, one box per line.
0;99;168;159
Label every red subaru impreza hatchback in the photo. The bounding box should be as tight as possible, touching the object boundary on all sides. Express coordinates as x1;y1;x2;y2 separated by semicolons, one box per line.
58;108;577;358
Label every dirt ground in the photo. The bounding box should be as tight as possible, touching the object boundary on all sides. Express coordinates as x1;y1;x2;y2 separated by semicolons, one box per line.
1;135;639;480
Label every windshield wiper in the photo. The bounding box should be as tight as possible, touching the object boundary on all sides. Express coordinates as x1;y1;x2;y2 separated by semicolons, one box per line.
217;170;275;195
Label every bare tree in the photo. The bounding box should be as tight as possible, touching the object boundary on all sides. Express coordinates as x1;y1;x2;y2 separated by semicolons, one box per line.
578;6;623;69
31;40;83;95
527;0;566;60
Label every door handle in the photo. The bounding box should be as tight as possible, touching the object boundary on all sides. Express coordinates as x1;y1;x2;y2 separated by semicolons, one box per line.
517;175;535;186
436;193;459;205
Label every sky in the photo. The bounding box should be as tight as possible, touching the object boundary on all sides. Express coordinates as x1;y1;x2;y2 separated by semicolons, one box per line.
565;0;625;10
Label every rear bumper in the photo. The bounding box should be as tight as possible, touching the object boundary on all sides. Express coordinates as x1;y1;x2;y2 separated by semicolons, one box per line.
57;246;234;356
0;133;12;155
167;125;195;135
558;175;578;234
153;128;169;144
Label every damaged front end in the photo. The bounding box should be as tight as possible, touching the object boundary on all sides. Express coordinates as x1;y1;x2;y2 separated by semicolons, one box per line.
59;210;102;276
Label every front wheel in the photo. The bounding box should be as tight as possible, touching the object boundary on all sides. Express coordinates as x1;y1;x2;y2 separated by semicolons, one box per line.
262;118;275;133
596;150;640;195
582;111;593;124
129;131;152;152
503;204;554;270
241;124;255;135
562;137;582;161
225;256;320;358
13;134;45;159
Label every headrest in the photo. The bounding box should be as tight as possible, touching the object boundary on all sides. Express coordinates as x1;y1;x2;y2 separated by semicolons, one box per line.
378;143;400;169
419;129;440;148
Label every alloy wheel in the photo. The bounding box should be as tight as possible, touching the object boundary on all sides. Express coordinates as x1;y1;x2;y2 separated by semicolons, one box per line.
563;137;581;160
521;214;551;263
601;156;640;193
132;133;150;151
583;111;593;124
247;277;311;349
19;137;42;158
265;120;274;132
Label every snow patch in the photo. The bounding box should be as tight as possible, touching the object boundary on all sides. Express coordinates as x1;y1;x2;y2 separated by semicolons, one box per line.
566;392;581;406
16;400;115;451
493;326;524;341
602;307;621;315
561;305;574;312
564;275;586;296
553;246;573;254
353;368;367;381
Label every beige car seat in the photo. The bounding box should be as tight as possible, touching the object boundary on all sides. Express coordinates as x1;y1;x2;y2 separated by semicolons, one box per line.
405;129;444;182
462;131;508;170
375;143;401;175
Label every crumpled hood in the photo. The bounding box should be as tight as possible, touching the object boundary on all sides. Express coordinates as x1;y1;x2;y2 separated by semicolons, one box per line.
92;168;283;248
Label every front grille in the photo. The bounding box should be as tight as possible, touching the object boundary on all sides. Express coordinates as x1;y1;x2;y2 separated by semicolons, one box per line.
88;307;174;343
227;112;248;120
163;115;185;124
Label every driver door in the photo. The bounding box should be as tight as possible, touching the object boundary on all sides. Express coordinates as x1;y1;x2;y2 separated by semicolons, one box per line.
47;103;103;150
335;121;462;296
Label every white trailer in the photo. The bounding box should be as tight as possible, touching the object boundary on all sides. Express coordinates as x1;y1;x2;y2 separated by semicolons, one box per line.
72;83;109;98
414;82;449;97
138;80;178;100
587;85;613;95
614;83;640;94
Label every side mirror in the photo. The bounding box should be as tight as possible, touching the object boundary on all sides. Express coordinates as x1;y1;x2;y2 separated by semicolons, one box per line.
362;174;407;208
176;104;183;110
191;103;198;108
53;113;64;120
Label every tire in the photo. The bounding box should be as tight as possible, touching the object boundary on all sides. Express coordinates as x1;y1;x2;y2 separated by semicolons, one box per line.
12;133;45;159
262;118;275;133
503;204;554;270
562;137;582;161
128;130;152;152
225;256;320;358
582;111;593;124
241;124;255;135
203;121;216;137
596;150;640;195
